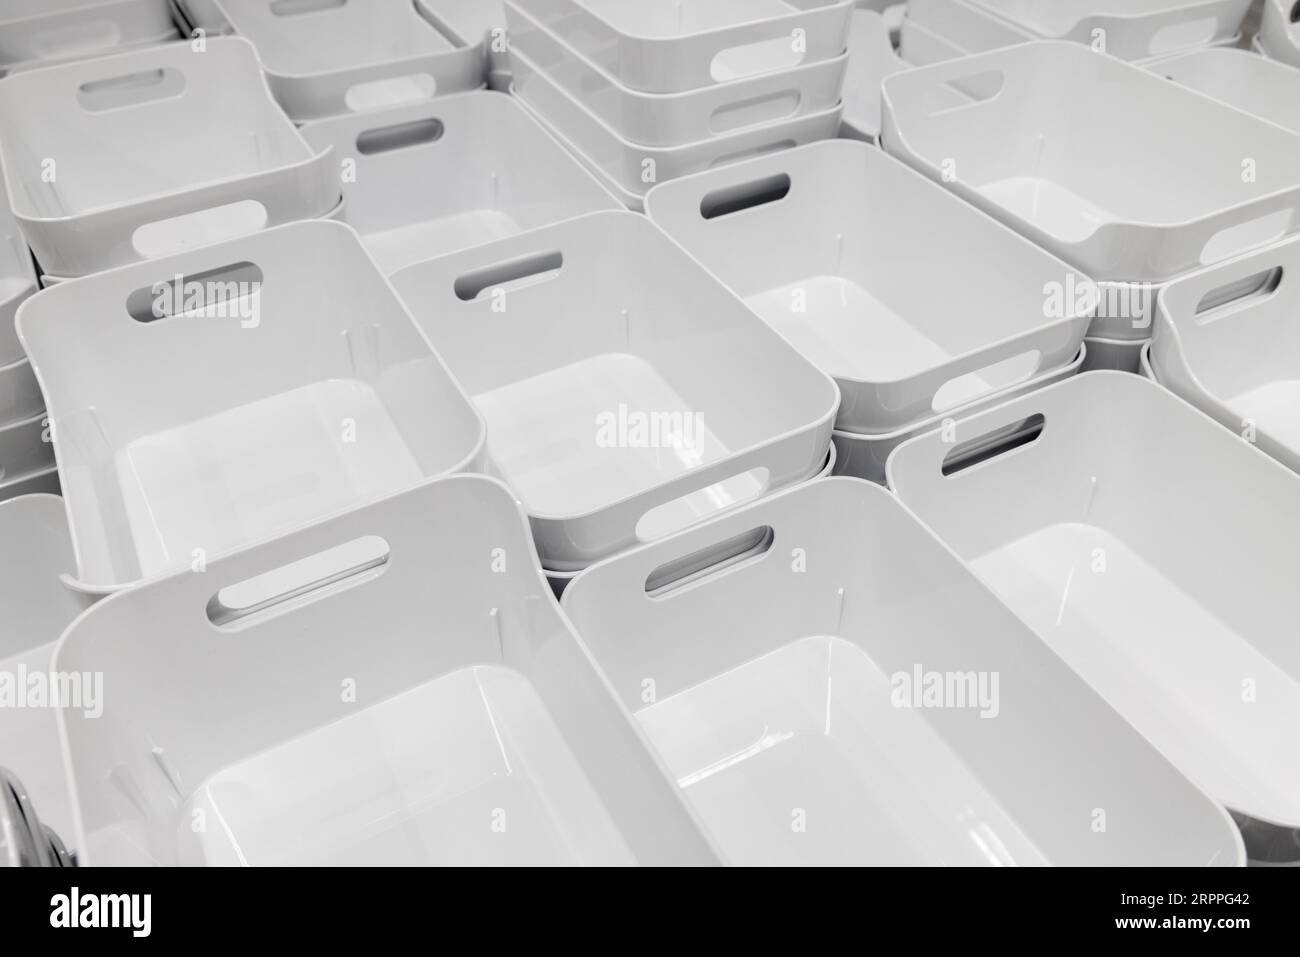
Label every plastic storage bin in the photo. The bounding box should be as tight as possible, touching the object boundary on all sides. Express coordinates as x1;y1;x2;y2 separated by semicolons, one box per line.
0;0;177;73
0;495;88;852
1153;235;1300;474
391;211;839;571
0;38;338;278
966;0;1250;60
645;141;1092;433
506;1;848;147
510;45;843;202
298;92;619;276
881;41;1300;282
561;477;1244;866
1148;46;1300;135
211;0;485;122
55;475;721;866
16;221;486;593
507;0;854;94
888;372;1300;846
833;344;1085;484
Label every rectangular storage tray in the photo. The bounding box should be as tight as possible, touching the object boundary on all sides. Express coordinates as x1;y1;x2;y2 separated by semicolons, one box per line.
0;0;177;72
969;0;1250;60
17;220;486;594
0;37;339;278
0;494;89;850
881;41;1300;282
391;211;839;571
645;141;1092;433
561;476;1244;866
507;0;848;147
212;0;485;122
298;92;619;276
54;475;721;866
510;44;842;199
507;0;854;94
1153;234;1300;475
888;371;1300;839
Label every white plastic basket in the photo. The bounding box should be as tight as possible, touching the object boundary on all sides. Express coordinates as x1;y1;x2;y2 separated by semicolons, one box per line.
0;38;339;278
211;0;486;123
0;357;42;426
1153;235;1300;474
882;41;1300;282
840;9;906;141
833;343;1085;484
1080;334;1147;374
510;45;843;200
17;220;486;594
0;495;89;850
1148;46;1300;135
391;211;838;571
0;413;53;496
967;0;1249;59
0;0;177;72
507;0;854;94
506;0;848;148
887;371;1300;839
298;92;618;276
55;475;721;866
645;141;1092;433
561;476;1244;866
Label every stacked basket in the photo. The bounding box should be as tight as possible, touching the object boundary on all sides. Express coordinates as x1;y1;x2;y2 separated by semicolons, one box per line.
504;0;853;209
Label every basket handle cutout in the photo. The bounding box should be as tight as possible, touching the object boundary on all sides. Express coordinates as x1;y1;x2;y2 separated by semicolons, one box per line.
1194;267;1283;324
356;117;444;155
942;414;1045;477
700;173;791;220
77;68;184;111
454;250;563;301
126;261;263;323
645;526;774;598
207;535;390;629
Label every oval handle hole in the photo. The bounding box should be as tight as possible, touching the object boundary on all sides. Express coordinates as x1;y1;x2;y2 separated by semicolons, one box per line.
1194;267;1283;321
646;525;774;598
127;261;264;323
131;200;268;261
942;414;1045;477
77;68;184;111
701;173;791;219
1200;211;1292;266
454;250;562;301
207;535;390;629
356;117;444;155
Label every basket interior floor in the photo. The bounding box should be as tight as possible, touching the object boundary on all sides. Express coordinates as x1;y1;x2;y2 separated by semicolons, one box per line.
636;635;1045;866
178;665;634;866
